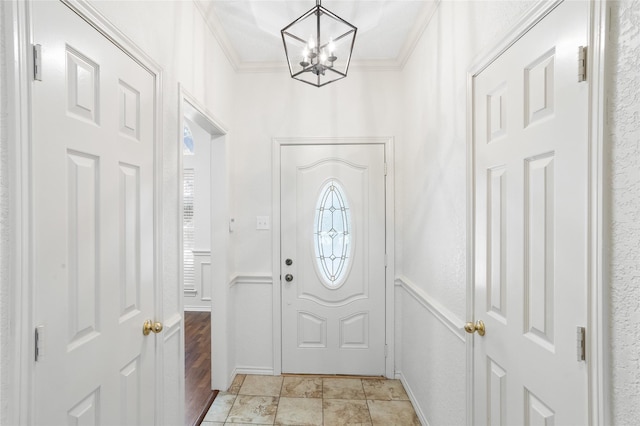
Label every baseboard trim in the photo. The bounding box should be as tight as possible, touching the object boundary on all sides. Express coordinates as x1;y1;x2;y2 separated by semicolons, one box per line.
395;276;466;342
233;366;275;376
396;370;430;426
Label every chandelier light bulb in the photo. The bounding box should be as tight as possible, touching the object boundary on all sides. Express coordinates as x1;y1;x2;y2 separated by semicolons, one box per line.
308;37;316;50
328;38;335;55
320;49;328;63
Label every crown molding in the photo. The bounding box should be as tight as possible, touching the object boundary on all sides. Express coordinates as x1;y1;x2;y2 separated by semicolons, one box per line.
193;0;241;72
195;0;440;74
397;0;440;69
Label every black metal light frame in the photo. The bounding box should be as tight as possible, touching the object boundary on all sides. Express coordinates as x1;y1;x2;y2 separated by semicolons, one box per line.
281;0;357;87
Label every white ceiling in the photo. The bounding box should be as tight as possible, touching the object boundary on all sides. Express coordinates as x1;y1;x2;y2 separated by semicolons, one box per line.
195;0;437;71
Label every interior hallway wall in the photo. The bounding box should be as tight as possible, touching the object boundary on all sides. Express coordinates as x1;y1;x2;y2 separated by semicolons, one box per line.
607;1;640;423
2;1;639;424
0;1;9;422
396;1;534;423
229;69;402;372
397;0;640;424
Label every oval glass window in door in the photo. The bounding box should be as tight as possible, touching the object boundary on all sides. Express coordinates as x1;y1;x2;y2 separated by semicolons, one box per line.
313;180;352;288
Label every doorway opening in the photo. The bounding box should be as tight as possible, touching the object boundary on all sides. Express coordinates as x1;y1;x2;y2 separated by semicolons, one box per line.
180;93;228;425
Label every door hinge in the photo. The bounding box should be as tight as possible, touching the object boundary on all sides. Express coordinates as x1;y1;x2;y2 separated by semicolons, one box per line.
384;163;388;176
384;253;388;267
35;325;44;362
33;44;42;81
578;46;587;82
384;344;388;358
576;326;586;361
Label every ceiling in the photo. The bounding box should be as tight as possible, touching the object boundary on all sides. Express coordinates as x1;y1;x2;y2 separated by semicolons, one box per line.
195;0;438;71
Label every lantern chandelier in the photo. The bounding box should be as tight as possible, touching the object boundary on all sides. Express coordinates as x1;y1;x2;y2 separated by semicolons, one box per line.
281;0;357;87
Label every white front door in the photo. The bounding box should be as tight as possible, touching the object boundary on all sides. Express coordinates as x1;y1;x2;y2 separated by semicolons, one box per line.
472;1;588;424
281;144;386;375
32;2;158;424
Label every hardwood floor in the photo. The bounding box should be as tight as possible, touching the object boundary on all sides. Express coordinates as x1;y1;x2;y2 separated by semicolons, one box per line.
185;311;216;426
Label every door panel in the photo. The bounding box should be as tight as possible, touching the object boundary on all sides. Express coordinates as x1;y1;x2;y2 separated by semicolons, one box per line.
281;144;386;375
473;1;588;424
32;2;157;424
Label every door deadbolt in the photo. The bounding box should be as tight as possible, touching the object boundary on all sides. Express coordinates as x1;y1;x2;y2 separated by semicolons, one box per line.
285;258;293;266
285;274;294;282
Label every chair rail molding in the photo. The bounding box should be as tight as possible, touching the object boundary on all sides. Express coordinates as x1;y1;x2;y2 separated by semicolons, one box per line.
395;276;466;342
229;274;273;287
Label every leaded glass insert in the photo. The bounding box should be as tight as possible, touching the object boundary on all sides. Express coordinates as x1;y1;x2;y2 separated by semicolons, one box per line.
314;180;352;288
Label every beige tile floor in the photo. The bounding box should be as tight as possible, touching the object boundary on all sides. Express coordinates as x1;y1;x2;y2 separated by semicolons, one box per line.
202;374;421;426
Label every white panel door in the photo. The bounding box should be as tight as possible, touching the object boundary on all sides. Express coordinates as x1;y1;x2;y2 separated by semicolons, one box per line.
281;144;386;375
32;2;158;424
472;1;588;424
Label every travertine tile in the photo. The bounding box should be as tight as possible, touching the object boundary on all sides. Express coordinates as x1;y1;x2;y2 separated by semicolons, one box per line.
275;397;323;426
224;424;272;426
323;399;372;425
362;379;409;401
239;375;283;397
226;395;278;424
323;378;366;400
204;376;420;425
228;374;246;394
203;392;236;422
367;400;420;426
224;423;272;426
281;377;323;398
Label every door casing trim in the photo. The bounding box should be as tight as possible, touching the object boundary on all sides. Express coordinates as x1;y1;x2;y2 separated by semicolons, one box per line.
178;84;232;391
7;0;165;423
464;0;608;424
272;137;396;378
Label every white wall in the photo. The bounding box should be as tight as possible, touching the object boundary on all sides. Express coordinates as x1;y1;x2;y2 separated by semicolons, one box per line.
0;1;8;421
395;1;534;423
396;1;640;424
229;68;402;371
607;1;640;423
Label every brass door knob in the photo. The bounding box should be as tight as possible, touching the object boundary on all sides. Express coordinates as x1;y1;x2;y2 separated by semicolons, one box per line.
143;319;163;336
464;320;485;336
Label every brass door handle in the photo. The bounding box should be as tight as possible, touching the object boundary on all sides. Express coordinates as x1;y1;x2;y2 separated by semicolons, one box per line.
464;320;485;336
143;319;163;336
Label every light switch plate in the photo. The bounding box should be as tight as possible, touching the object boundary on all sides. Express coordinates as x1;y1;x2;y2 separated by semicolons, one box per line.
256;216;270;230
